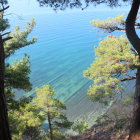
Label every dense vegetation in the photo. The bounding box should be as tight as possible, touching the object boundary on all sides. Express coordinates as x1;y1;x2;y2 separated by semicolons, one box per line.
84;35;138;104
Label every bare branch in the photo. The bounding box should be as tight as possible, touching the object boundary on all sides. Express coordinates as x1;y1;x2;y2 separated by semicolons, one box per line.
130;48;138;55
135;22;140;26
116;27;125;31
3;37;12;42
0;6;9;12
120;76;136;82
2;32;10;37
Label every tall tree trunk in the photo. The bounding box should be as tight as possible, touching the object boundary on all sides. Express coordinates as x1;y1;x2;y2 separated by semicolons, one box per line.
128;66;140;139
0;35;11;139
126;0;140;139
47;111;53;140
126;0;140;55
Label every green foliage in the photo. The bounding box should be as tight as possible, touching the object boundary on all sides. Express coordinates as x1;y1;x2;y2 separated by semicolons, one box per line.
0;11;9;31
33;85;72;138
46;130;66;140
37;0;130;10
84;36;139;104
123;96;133;105
0;0;8;5
91;14;125;32
72;120;89;134
9;101;46;139
95;101;131;131
5;19;37;58
5;19;37;96
0;18;9;31
5;55;32;91
33;85;66;120
54;117;73;129
2;18;45;139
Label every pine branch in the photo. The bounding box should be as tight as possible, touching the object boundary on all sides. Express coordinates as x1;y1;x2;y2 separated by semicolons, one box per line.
3;36;12;42
115;27;125;31
130;48;138;55
135;22;140;26
0;6;9;12
120;76;136;82
103;27;125;32
2;32;10;36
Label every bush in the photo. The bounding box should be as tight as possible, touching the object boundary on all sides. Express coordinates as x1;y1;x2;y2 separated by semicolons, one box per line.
72;120;89;134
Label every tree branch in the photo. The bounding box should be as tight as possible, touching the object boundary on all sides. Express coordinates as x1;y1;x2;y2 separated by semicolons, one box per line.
2;32;10;37
3;37;12;42
120;76;136;82
0;6;9;12
135;22;140;26
116;27;125;31
130;48;138;55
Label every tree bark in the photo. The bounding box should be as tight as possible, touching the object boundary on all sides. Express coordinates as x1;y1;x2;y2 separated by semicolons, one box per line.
0;35;11;139
126;0;140;139
126;0;140;55
129;67;140;139
47;111;53;140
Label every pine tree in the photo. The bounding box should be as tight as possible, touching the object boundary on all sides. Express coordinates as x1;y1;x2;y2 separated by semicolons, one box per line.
9;96;47;139
0;1;12;138
33;85;73;140
0;1;48;139
72;120;89;134
84;35;137;104
84;14;140;139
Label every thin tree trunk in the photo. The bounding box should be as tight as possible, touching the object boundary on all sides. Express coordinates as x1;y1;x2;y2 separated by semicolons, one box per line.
47;111;53;140
0;35;11;139
126;0;140;139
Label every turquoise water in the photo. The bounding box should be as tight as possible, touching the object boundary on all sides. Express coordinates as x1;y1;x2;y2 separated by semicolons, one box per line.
8;10;128;122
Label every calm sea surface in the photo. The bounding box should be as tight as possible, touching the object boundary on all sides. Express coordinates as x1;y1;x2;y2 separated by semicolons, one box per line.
8;10;128;122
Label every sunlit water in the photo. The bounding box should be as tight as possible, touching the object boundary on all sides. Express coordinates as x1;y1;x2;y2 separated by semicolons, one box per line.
8;10;129;124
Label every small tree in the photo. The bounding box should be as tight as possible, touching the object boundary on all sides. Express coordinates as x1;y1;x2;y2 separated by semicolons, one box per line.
72;120;89;134
33;85;72;140
9;97;47;139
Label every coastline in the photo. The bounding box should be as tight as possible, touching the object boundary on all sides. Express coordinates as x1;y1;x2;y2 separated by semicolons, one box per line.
65;80;107;126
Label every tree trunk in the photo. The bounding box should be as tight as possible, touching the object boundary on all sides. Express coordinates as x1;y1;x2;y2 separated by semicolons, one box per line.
47;111;53;140
129;67;140;139
126;0;140;55
126;0;140;139
0;35;11;139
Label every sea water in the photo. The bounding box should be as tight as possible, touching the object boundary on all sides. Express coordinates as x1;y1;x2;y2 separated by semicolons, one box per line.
8;10;129;123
